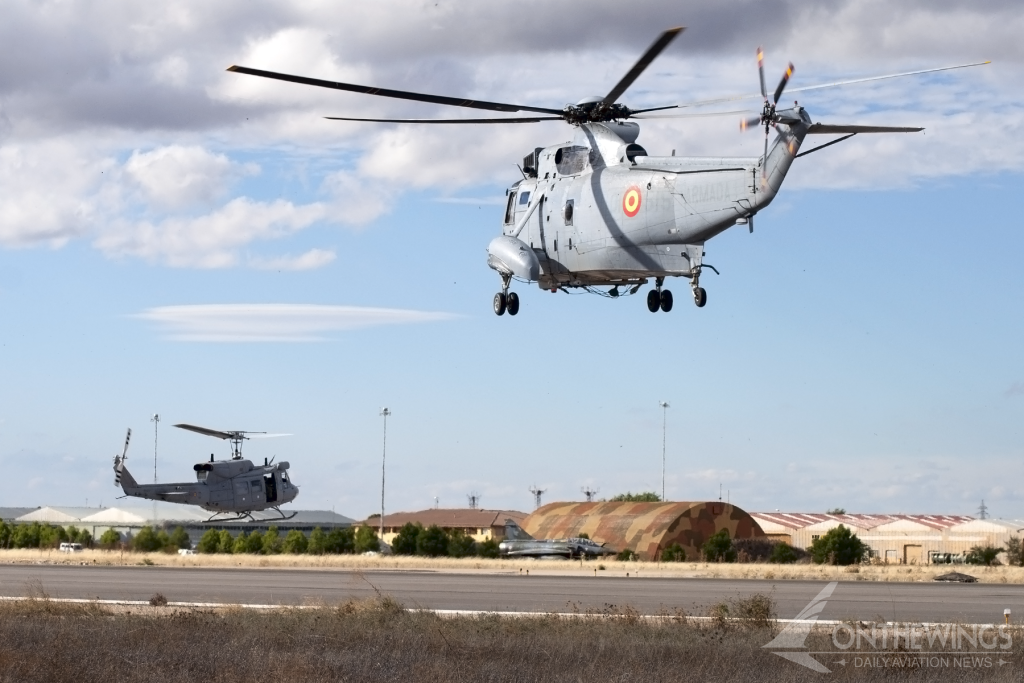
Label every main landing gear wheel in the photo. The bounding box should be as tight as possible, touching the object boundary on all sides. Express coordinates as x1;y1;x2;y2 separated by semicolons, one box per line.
660;290;673;312
693;287;707;308
493;292;507;316
506;292;520;316
646;290;660;313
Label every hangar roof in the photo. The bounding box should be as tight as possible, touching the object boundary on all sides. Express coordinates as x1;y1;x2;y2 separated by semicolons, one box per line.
752;512;974;532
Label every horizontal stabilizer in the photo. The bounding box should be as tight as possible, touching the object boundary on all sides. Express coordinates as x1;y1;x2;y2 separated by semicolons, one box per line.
807;123;923;134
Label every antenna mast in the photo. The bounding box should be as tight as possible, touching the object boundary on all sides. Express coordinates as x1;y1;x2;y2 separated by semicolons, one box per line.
581;486;599;503
529;485;546;510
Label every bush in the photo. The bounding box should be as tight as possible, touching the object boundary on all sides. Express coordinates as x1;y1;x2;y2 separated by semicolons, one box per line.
447;530;476;558
391;523;422;555
100;528;122;548
702;530;736;562
325;527;355;554
661;543;686;562
262;527;282;554
232;532;249;554
609;492;661;502
169;527;191;550
39;524;69;549
77;530;93;548
245;530;264;554
196;529;220;553
416;525;448;557
217;530;233;554
307;527;326;555
769;542;799;564
477;538;500;559
1004;536;1023;567
965;545;1002;566
808;525;868;565
0;521;11;548
12;523;42;549
282;530;308;554
132;526;164;553
576;532;589;539
733;538;775;562
616;549;637;562
354;526;380;554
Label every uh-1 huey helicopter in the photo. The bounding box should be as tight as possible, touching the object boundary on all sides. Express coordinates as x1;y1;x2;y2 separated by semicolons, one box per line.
113;423;299;522
226;27;988;316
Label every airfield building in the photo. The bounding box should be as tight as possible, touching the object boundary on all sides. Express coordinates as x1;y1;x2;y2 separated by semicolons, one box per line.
366;508;528;546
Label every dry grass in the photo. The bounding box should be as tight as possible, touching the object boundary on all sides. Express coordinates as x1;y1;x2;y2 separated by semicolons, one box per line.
5;549;1024;583
0;596;1018;682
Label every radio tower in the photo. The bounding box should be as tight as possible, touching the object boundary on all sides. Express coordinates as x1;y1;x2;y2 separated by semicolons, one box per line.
529;485;546;510
581;486;599;502
467;492;480;509
978;500;989;520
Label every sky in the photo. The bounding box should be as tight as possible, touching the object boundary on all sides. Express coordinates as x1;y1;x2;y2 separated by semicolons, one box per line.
0;1;1022;520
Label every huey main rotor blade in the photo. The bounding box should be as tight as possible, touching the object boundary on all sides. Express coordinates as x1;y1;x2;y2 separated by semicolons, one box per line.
324;115;564;124
598;26;685;109
174;423;238;441
226;65;564;116
247;433;293;439
632;109;753;120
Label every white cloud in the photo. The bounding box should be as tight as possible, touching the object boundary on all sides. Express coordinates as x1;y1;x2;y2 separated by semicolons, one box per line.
124;145;256;209
249;248;336;271
136;303;459;341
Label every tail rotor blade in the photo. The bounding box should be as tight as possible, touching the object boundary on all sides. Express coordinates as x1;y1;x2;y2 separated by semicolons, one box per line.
773;63;794;104
740;115;762;131
757;47;767;100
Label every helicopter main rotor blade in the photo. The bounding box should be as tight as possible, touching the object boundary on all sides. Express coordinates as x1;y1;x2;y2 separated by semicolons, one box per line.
773;62;794;105
807;123;923;134
174;423;237;441
226;65;565;116
324;115;563;124
757;47;768;100
598;26;685;109
247;433;293;439
632;109;753;120
659;60;991;111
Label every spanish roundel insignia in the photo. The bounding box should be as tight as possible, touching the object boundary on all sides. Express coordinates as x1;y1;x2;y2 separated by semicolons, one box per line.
622;186;642;217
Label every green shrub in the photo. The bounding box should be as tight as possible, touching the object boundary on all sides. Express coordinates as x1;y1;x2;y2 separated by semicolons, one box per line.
609;492;661;502
576;532;589;539
702;530;737;562
965;545;1002;566
661;543;686;562
477;538;500;558
65;525;80;543
447;529;476;558
354;526;380;554
282;530;308;554
132;526;164;552
39;524;69;549
325;527;355;554
769;542;799;564
99;528;122;548
232;532;249;554
262;527;282;554
1004;536;1023;567
307;527;326;555
246;530;264;554
12;523;42;549
0;521;11;548
77;530;93;548
217;530;233;554
196;529;220;553
416;525;448;557
169;526;191;550
808;525;868;565
391;523;422;555
616;549;637;562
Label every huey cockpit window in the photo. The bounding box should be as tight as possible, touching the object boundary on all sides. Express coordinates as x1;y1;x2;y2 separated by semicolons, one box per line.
504;193;516;224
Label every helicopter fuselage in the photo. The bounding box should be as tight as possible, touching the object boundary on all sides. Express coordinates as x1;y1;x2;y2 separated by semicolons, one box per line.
488;112;811;291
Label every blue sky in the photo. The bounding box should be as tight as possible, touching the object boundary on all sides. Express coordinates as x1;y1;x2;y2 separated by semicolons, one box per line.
0;1;1021;519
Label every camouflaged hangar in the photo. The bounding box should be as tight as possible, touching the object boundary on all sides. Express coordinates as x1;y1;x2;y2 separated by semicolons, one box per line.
522;501;765;560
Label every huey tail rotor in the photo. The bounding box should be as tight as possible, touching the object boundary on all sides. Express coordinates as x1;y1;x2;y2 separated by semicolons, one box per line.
113;428;131;486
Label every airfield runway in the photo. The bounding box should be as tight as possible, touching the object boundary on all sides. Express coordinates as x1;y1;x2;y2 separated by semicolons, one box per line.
1;564;1022;623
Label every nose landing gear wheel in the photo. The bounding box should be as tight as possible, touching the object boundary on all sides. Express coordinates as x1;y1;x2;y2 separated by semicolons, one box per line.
660;290;673;312
493;292;507;316
646;290;660;312
693;287;707;308
506;292;520;316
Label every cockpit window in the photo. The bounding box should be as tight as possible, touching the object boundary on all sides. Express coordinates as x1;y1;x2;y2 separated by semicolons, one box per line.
196;470;208;482
504;192;516;224
555;146;590;175
518;191;531;206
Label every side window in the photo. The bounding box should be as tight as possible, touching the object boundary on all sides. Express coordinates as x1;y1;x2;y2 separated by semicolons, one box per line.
563;199;574;226
504;193;516;224
519;191;531;206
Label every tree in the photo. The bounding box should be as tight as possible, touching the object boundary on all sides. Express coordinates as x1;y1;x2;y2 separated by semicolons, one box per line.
133;526;164;552
826;508;847;515
307;527;327;555
169;526;191;550
196;529;220;553
262;526;282;554
325;527;355;554
965;545;1001;566
100;529;122;548
217;530;233;554
12;523;41;549
661;543;686;562
617;549;637;561
65;525;80;543
282;530;308;554
702;529;737;562
416;525;448;557
354;525;380;554
447;529;476;558
78;530;93;548
1004;536;1023;567
391;523;423;555
809;525;868;565
575;532;589;539
477;538;500;558
609;492;661;502
39;524;69;548
232;532;249;554
246;530;264;554
769;542;799;564
0;521;10;549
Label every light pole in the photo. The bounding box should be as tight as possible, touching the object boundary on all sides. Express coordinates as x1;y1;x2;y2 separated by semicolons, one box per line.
659;401;670;501
150;414;160;484
379;407;391;542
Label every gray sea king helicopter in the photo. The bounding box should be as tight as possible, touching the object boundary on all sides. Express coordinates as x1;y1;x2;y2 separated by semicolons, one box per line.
227;27;987;316
113;423;299;522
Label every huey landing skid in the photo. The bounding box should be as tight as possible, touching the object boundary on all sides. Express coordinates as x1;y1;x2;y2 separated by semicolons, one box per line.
204;507;298;524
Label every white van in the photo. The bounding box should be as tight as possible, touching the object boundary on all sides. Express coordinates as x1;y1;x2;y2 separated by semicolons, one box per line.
59;542;83;553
